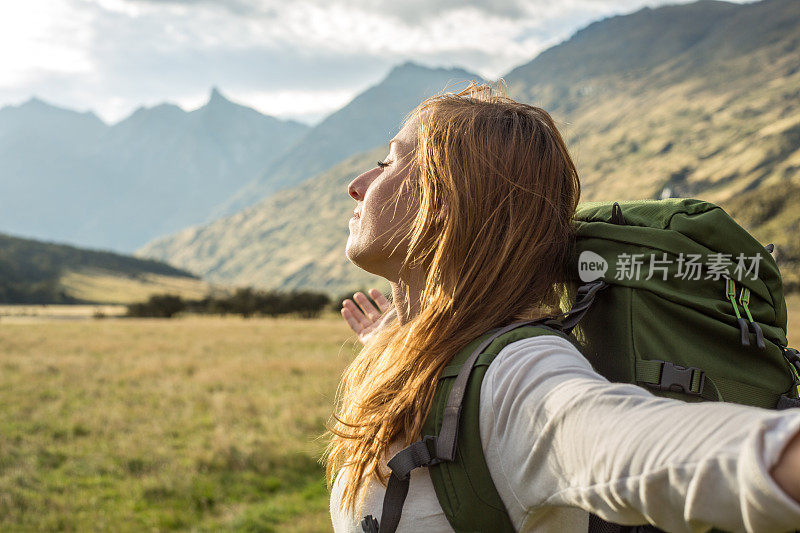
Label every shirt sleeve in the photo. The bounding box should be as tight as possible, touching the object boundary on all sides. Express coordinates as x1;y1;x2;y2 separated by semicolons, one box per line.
478;334;800;533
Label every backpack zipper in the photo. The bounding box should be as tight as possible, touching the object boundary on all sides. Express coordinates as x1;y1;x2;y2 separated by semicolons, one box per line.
725;278;751;347
738;286;766;349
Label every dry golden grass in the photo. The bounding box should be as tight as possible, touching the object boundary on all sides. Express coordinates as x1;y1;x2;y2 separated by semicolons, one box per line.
2;298;800;531
0;312;359;531
0;304;127;319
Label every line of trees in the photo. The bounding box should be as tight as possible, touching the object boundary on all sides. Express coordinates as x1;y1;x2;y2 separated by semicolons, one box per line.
126;287;388;319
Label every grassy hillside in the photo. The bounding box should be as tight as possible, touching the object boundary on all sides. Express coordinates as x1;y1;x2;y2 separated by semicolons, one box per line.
504;0;798;197
58;268;226;305
724;182;800;290
503;0;800;283
0;232;220;304
138;0;800;294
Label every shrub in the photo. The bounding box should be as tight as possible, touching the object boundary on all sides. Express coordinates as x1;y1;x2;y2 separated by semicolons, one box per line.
126;294;186;318
126;288;332;319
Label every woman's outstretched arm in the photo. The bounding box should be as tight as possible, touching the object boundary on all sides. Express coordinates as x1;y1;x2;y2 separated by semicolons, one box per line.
772;428;800;503
479;334;800;533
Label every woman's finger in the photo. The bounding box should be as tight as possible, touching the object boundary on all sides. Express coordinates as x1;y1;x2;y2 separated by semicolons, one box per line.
343;298;371;328
369;289;392;313
341;307;365;334
354;291;382;321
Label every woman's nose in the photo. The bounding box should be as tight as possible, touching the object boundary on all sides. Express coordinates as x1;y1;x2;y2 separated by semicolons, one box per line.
347;180;361;201
348;169;375;201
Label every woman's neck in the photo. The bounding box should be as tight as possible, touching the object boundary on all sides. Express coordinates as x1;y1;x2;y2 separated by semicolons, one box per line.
390;268;426;325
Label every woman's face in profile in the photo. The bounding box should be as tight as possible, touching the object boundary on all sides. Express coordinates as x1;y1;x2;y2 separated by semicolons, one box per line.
345;116;419;281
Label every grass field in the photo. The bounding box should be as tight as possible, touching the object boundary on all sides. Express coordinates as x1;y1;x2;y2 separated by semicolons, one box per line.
0;312;359;532
1;299;800;532
0;304;128;320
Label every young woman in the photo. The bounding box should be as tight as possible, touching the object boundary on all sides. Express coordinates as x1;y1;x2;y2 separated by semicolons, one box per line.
326;83;800;532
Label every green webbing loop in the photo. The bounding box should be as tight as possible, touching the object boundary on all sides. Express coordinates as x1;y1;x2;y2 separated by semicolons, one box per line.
726;278;742;319
702;377;723;402
737;286;766;349
726;278;754;346
739;287;755;323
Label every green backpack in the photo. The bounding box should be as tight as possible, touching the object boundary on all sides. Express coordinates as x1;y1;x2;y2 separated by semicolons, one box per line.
361;199;800;533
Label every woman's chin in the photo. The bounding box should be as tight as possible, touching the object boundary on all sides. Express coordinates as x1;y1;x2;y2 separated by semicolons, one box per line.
344;241;362;264
345;246;378;273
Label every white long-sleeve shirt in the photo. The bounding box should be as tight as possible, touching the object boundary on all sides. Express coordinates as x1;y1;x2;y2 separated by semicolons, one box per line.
330;335;800;532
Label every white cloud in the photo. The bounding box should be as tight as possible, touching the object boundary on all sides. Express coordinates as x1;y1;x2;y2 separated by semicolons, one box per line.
0;0;756;124
0;0;94;88
220;88;357;123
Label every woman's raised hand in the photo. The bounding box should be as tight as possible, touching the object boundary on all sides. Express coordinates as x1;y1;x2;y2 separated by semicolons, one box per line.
341;289;394;345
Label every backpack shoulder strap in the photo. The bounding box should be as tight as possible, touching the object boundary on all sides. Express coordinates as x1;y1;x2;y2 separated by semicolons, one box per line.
361;283;606;533
422;323;575;532
360;322;569;533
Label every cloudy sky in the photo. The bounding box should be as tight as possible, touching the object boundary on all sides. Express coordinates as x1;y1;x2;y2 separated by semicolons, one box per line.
0;0;749;125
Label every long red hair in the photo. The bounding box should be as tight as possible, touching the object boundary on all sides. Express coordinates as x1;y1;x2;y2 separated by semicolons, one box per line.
324;81;581;516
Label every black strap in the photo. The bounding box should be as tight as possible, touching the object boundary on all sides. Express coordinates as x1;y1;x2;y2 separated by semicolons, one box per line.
362;437;440;533
552;280;608;334
373;473;410;533
610;202;626;225
777;395;800;410
737;317;750;346
387;438;439;478
361;515;378;533
588;514;666;533
588;514;625;533
749;321;766;349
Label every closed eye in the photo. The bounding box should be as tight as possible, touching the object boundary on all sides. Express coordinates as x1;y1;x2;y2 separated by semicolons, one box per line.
377;159;392;168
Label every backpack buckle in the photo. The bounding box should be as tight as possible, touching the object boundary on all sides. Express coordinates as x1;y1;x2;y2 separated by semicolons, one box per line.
651;360;704;396
361;515;379;533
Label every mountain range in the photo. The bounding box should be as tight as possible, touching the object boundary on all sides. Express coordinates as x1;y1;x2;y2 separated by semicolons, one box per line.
1;0;798;299
135;0;800;296
212;63;486;217
0;88;308;252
